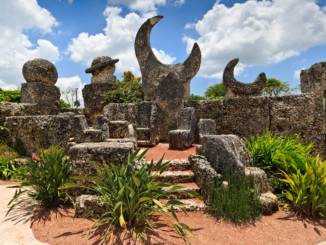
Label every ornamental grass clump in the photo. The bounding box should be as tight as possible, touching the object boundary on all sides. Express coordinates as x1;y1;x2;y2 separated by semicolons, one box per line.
71;150;192;244
210;170;262;224
281;156;326;218
246;132;313;192
8;146;71;211
0;143;21;180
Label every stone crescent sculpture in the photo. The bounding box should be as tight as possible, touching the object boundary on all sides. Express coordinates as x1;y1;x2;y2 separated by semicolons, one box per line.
135;15;201;100
223;58;266;98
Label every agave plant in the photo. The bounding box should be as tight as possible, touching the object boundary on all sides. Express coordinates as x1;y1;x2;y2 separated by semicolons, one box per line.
67;149;192;244
8;146;71;212
281;156;326;218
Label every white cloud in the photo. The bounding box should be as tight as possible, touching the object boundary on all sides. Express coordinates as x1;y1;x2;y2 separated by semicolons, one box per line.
153;49;176;64
0;0;59;89
174;0;185;6
294;68;305;81
57;76;84;107
109;0;166;13
184;0;326;79
67;6;176;75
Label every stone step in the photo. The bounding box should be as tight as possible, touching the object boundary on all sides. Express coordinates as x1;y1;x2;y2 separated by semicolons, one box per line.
164;182;200;199
161;198;206;211
137;140;153;147
152;170;194;183
147;159;191;171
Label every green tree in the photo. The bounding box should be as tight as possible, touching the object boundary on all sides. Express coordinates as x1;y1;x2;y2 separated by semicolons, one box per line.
0;89;21;103
106;71;143;103
59;99;71;109
205;83;225;99
263;78;289;96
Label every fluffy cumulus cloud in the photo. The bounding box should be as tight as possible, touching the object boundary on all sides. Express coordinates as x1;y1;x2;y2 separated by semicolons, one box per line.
184;0;326;79
67;6;176;75
0;0;59;89
109;0;166;13
57;75;84;107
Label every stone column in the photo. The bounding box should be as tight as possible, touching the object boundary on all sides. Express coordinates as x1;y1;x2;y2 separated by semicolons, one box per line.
21;58;60;114
82;56;118;125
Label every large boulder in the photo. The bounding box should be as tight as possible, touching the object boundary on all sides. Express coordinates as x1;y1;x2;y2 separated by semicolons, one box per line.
189;155;220;202
200;134;250;173
69;142;134;176
245;167;270;194
5;114;88;154
259;191;279;215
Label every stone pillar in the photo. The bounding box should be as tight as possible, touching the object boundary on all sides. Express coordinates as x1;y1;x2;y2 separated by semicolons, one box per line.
83;56;118;125
21;58;60;114
300;62;326;96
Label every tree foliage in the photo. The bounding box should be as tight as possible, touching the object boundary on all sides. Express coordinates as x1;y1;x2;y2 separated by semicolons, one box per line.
106;71;143;103
263;78;289;96
59;99;71;109
204;83;225;99
0;89;21;103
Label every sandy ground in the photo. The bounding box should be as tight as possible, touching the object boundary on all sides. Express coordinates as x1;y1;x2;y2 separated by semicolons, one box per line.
31;208;326;245
0;184;47;245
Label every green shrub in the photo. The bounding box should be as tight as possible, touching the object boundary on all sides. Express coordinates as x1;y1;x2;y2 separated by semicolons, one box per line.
263;78;289;97
8;146;71;210
0;89;21;103
210;170;262;223
187;94;206;102
0;143;23;180
281;156;326;218
106;71;143;103
205;83;225;99
59;99;71;109
246;132;313;192
69;150;191;243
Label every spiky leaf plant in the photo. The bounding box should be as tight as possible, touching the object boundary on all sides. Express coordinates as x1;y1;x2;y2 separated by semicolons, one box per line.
8;146;71;211
281;156;326;218
67;149;192;244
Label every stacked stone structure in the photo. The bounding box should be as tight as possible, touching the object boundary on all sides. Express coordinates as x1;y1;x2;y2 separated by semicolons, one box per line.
223;58;266;98
301;62;326;96
135;16;201;141
83;56;118;124
21;58;61;114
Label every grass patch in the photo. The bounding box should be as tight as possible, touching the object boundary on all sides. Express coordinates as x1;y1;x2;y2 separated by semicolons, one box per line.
210;170;262;223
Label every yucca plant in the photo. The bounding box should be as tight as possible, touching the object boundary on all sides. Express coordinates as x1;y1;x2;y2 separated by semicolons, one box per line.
68;149;192;244
8;146;71;211
210;169;262;223
281;156;326;218
246;132;313;192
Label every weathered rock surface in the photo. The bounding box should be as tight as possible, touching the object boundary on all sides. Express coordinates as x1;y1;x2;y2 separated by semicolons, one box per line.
300;61;326;96
108;120;130;139
223;58;266;98
245;167;270;194
259;191;279;215
169;107;196;150
21;82;60;114
82;83;116;125
135;16;201;141
103;102;159;145
5;114;88;154
200;135;250;173
75;195;103;218
189;155;220;202
198;118;216;137
85;56;118;84
82;128;104;143
22;58;58;85
69;142;134;176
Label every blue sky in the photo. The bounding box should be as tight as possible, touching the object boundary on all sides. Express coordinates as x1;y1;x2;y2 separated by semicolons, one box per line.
1;0;326;102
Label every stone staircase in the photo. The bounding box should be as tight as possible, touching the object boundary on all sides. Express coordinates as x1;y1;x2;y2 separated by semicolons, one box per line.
150;159;206;211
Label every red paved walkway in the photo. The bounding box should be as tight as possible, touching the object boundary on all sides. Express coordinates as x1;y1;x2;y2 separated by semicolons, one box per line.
145;143;196;161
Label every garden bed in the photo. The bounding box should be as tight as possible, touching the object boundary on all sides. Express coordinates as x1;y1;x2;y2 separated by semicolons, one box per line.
31;208;326;245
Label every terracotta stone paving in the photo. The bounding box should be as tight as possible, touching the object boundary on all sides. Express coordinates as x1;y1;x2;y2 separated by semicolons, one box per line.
145;143;196;161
